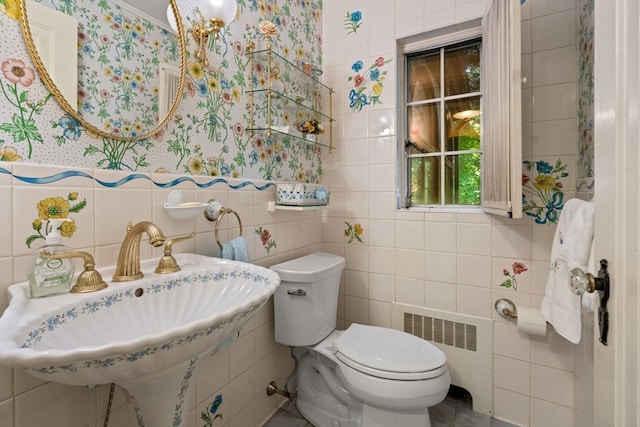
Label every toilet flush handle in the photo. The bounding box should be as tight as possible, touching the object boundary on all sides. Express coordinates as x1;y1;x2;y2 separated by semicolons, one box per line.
287;289;307;296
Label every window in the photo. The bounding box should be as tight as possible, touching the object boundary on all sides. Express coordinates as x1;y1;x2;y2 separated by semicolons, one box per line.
403;38;482;208
399;1;521;215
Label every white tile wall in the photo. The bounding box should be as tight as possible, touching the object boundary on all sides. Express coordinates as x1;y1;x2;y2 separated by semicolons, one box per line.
532;83;577;121
344;269;369;298
494;355;531;396
531;364;574;407
531;9;576;51
1;165;322;427
424;280;456;311
532;45;578;86
530;398;574;427
532;119;578;157
493;387;530;426
457;285;492;318
456;254;491;287
425;221;457;252
368;272;395;302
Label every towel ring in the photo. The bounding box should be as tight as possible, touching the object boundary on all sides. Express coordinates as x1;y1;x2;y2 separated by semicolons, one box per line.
214;208;243;249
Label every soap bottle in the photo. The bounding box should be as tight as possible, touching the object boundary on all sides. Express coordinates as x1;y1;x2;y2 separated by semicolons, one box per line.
28;218;75;298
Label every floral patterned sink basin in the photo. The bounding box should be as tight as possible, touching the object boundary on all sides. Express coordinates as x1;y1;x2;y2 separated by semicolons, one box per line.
0;253;280;427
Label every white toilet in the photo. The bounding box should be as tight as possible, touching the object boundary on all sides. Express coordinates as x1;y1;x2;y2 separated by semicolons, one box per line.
271;252;450;427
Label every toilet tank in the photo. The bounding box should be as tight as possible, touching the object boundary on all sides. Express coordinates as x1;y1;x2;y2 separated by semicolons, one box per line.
271;253;346;346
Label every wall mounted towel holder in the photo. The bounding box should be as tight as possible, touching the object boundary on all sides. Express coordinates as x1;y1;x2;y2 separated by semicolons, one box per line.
204;199;244;249
570;259;610;345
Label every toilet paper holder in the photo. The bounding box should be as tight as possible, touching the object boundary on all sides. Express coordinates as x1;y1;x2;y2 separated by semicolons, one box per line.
495;298;518;319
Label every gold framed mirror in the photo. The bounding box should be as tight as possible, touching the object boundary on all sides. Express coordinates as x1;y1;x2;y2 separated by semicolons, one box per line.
17;0;187;142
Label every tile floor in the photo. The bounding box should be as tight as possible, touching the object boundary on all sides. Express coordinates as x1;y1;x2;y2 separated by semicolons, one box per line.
262;386;518;427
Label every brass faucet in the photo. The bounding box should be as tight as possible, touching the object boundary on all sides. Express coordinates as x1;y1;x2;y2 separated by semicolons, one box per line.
155;232;195;274
41;251;108;293
113;221;166;282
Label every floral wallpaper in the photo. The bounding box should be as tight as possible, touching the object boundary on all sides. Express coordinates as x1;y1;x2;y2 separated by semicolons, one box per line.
0;0;326;183
577;0;594;192
36;0;180;138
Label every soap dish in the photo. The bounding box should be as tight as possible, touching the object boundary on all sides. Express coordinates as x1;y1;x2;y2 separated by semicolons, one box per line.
164;190;206;220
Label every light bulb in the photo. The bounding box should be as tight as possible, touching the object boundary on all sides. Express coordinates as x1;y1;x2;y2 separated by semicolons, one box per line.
198;0;237;26
166;1;200;33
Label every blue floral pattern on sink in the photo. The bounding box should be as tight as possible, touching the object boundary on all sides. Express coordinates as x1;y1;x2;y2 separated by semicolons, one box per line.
21;270;272;374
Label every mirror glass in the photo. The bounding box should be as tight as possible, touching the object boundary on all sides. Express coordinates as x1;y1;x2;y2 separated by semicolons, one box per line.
19;0;186;141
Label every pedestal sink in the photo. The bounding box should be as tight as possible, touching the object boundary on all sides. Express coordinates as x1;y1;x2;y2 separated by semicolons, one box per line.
0;253;280;427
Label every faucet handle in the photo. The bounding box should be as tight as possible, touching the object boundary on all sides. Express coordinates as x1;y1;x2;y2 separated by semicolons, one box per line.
155;232;196;274
41;251;108;293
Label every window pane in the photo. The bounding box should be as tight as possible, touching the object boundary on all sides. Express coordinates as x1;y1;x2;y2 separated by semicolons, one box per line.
445;96;481;151
444;41;481;96
408;103;440;153
444;154;481;205
408;52;440;102
410;156;440;204
403;37;481;208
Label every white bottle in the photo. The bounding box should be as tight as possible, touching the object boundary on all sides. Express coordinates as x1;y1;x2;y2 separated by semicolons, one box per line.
28;218;75;298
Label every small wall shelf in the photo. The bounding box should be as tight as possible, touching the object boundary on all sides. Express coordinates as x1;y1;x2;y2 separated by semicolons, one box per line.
267;201;332;213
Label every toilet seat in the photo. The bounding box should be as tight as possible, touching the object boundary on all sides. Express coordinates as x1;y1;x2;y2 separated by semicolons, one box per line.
332;324;447;381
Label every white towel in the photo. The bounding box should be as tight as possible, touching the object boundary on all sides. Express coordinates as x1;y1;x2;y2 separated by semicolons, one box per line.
540;198;595;343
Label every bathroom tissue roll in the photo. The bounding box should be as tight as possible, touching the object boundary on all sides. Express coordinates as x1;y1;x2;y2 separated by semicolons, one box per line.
517;307;547;336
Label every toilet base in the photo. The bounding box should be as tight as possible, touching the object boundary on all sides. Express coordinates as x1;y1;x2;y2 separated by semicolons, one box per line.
361;404;431;427
297;399;432;427
295;349;434;427
296;349;361;427
297;397;360;427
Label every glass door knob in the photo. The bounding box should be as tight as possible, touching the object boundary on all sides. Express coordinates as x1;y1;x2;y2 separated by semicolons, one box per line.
569;268;594;295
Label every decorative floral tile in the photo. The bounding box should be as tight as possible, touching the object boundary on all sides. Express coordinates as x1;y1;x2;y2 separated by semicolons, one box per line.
347;56;392;112
344;10;362;34
344;221;363;243
201;394;223;426
499;262;528;291
255;226;276;255
522;159;569;225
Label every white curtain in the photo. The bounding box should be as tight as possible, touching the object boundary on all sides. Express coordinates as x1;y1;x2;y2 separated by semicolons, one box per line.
481;0;522;218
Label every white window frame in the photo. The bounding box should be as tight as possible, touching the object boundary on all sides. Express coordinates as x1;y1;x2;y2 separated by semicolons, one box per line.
398;24;484;211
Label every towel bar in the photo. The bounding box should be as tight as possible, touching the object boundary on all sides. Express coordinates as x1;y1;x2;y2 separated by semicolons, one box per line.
204;199;244;249
214;209;243;249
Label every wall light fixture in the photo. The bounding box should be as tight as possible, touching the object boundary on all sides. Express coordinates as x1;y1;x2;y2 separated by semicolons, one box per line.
167;0;238;66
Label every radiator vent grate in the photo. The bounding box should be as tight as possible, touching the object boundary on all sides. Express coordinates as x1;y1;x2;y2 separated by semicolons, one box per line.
403;312;477;352
392;303;493;416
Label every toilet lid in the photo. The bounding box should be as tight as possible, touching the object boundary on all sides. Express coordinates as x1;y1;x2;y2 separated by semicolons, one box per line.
333;324;447;381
